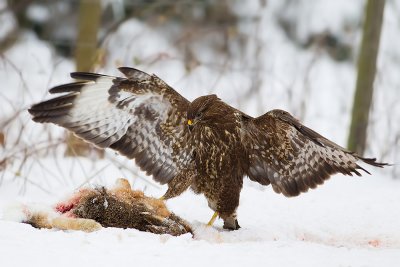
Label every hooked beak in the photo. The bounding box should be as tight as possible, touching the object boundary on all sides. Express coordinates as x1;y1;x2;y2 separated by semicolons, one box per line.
187;119;194;131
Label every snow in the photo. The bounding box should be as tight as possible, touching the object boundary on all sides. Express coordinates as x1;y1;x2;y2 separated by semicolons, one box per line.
1;175;400;266
0;223;396;267
26;4;51;23
272;0;363;43
0;10;16;41
1;0;400;266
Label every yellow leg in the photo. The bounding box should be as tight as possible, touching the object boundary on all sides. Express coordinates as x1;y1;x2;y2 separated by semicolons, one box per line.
158;196;165;201
207;211;219;226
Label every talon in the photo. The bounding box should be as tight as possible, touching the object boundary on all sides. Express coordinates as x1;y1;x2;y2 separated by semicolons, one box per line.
223;219;241;230
206;211;219;227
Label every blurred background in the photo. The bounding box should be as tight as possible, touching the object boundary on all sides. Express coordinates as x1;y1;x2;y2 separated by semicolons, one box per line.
0;0;399;199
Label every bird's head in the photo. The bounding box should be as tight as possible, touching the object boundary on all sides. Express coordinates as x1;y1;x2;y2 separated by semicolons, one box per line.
187;94;221;131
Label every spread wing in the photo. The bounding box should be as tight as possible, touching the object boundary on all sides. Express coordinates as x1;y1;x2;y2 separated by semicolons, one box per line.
29;67;193;185
244;109;387;197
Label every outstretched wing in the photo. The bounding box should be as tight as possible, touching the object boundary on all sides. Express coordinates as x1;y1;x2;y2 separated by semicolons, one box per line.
29;67;193;185
244;109;387;197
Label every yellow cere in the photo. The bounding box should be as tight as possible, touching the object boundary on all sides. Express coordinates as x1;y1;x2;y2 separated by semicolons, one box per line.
188;119;193;125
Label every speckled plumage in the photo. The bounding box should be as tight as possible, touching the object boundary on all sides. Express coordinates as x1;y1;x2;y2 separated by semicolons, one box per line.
29;67;387;230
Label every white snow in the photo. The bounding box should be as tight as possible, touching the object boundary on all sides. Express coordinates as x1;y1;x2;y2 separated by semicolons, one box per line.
0;10;16;41
26;4;51;23
1;0;400;266
1;174;400;267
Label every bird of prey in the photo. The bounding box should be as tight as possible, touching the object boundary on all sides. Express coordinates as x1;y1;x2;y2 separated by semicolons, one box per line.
29;67;387;230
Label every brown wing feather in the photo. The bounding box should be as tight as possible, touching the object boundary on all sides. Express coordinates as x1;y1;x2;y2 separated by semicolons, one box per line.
244;109;387;197
29;67;193;185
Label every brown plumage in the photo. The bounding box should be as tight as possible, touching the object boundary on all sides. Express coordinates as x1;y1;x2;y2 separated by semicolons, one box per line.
29;67;388;230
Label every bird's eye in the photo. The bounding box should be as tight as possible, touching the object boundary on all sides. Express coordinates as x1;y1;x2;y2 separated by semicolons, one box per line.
195;112;202;119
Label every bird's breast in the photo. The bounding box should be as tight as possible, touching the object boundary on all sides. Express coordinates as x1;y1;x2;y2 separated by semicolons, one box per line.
192;124;244;178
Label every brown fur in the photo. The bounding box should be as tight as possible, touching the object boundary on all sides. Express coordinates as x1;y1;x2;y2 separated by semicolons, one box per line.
24;212;53;229
23;211;102;232
24;179;192;236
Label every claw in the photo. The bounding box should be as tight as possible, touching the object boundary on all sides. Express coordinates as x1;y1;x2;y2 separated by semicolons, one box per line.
206;211;219;227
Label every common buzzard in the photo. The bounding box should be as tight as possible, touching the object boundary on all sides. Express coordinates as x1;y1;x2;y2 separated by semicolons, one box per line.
29;67;387;230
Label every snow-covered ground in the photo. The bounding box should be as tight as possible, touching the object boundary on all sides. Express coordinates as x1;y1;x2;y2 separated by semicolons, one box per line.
1;172;400;267
1;1;400;266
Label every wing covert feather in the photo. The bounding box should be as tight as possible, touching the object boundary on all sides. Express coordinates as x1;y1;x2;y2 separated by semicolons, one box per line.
244;109;387;197
29;67;193;185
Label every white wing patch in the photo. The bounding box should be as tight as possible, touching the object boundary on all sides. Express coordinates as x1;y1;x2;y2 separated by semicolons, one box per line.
64;77;132;148
62;77;174;152
29;70;192;185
